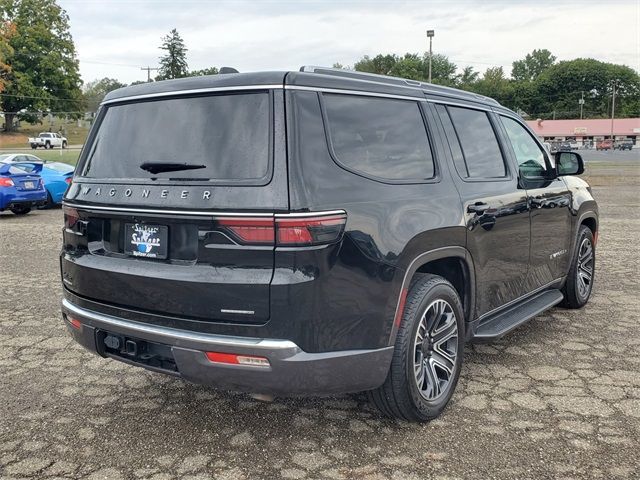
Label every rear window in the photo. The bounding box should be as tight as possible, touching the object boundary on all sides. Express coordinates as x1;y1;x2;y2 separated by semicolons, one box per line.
323;94;435;182
80;92;271;182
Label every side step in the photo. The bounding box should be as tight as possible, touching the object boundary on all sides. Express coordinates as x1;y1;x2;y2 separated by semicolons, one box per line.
472;289;564;342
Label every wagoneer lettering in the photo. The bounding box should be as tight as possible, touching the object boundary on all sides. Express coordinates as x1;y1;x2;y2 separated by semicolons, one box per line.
61;67;598;422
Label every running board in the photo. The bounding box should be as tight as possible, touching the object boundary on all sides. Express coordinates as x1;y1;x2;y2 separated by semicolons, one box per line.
472;289;564;342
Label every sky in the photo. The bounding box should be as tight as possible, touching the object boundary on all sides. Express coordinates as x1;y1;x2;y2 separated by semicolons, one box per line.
59;0;640;85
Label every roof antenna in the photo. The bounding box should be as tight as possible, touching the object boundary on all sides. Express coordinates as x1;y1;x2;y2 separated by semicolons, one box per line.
219;67;239;74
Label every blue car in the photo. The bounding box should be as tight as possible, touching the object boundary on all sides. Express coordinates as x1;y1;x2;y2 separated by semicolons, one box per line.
0;155;74;207
0;161;47;215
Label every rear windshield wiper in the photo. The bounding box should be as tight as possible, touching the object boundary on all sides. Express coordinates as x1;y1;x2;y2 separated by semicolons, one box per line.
140;162;207;174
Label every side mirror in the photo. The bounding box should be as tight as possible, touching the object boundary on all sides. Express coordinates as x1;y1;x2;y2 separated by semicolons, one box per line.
555;151;584;176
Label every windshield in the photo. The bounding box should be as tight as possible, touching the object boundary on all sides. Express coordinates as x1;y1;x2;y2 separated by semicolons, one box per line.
80;92;271;182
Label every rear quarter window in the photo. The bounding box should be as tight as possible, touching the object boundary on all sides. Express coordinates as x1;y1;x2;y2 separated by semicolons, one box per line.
80;92;271;183
322;93;435;182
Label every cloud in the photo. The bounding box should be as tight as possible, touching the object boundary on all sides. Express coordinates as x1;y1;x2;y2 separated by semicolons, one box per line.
59;0;639;84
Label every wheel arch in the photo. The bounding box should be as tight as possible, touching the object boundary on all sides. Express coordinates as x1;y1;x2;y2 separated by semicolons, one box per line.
388;246;475;346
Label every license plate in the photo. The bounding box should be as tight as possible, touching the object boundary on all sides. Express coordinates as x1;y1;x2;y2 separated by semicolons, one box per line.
124;223;168;259
23;181;35;189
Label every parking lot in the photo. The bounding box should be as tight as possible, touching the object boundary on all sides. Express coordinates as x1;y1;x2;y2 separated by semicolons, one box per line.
1;162;639;480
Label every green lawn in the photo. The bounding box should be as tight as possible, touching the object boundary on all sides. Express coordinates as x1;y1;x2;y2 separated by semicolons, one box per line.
0;148;81;166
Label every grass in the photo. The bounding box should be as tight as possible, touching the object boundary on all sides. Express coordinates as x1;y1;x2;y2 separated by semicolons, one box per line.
0;148;81;166
0;117;90;148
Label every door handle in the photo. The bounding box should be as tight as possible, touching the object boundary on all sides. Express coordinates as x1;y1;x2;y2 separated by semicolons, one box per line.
467;202;490;215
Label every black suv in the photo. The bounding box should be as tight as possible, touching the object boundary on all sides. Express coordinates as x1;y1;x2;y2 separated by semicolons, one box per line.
60;67;598;421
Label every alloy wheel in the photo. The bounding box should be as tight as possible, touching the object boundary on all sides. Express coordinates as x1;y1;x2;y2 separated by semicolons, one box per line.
413;299;458;401
576;237;594;299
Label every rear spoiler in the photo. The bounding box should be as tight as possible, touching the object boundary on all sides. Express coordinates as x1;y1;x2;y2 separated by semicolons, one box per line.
2;162;44;174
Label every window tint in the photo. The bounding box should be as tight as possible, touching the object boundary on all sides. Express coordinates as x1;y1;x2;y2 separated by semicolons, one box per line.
82;93;271;182
446;106;506;179
501;116;548;177
323;94;434;181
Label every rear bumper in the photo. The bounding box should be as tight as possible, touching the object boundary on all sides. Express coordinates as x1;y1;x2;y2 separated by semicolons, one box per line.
0;190;47;210
62;299;393;395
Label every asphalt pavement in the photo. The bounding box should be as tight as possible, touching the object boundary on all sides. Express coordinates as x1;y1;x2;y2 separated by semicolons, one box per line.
0;167;639;479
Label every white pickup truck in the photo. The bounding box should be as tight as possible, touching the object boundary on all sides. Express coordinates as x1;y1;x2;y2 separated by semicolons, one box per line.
28;132;68;149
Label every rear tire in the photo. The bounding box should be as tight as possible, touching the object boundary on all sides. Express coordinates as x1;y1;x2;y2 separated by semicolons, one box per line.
45;141;51;149
368;274;464;422
561;225;595;309
10;205;31;215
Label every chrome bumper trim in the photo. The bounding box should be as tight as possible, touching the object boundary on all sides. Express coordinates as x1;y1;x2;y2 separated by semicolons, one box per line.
62;298;298;351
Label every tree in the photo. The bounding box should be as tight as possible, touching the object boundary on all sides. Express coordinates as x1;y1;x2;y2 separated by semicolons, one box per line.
0;0;83;131
533;58;640;119
83;77;126;112
511;49;556;82
354;54;397;76
156;28;188;81
474;67;513;105
456;66;479;90
354;52;458;85
188;67;218;77
0;20;15;92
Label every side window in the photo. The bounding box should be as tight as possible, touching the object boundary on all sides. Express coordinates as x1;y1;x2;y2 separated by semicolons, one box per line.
501;116;549;177
323;94;435;181
445;106;507;179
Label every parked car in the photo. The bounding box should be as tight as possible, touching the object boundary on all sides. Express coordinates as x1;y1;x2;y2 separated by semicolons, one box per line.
60;67;598;422
28;132;68;149
0;161;47;214
557;142;573;152
614;140;633;151
596;139;613;151
1;155;75;206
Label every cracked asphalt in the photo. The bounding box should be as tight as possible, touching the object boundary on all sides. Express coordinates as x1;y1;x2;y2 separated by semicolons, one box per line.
1;163;639;480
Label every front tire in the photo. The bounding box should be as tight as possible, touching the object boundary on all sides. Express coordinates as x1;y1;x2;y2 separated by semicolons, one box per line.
368;274;464;422
62;141;67;149
561;225;595;309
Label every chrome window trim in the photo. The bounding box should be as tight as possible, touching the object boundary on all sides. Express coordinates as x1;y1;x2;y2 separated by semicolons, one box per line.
426;97;492;112
284;84;426;102
100;84;284;106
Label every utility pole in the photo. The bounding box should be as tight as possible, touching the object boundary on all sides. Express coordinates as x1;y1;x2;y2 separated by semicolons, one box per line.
579;91;584;120
426;30;435;83
141;66;158;82
610;80;617;141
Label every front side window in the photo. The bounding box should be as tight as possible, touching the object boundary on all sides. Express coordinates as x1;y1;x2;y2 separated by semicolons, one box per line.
446;106;507;179
81;92;271;182
323;94;435;181
501;116;549;178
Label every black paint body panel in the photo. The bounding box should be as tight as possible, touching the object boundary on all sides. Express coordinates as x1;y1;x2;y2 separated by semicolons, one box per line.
61;70;598;360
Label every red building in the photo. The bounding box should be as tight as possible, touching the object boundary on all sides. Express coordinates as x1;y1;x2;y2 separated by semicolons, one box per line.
526;118;640;147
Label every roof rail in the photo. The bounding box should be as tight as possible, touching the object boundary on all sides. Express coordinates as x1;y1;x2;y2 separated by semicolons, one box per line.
299;65;500;106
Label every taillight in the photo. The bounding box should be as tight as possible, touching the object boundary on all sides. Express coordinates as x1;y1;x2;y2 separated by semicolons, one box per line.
215;212;347;246
217;218;275;244
65;177;72;186
0;177;14;187
276;214;347;246
63;206;79;229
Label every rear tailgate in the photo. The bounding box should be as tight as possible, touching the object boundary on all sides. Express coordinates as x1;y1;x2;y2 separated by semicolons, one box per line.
62;87;288;325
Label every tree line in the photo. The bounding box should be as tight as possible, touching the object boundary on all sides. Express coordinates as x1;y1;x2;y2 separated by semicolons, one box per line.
1;0;638;134
343;50;639;119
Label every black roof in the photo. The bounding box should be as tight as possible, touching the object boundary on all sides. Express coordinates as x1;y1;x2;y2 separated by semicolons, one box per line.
103;66;502;109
